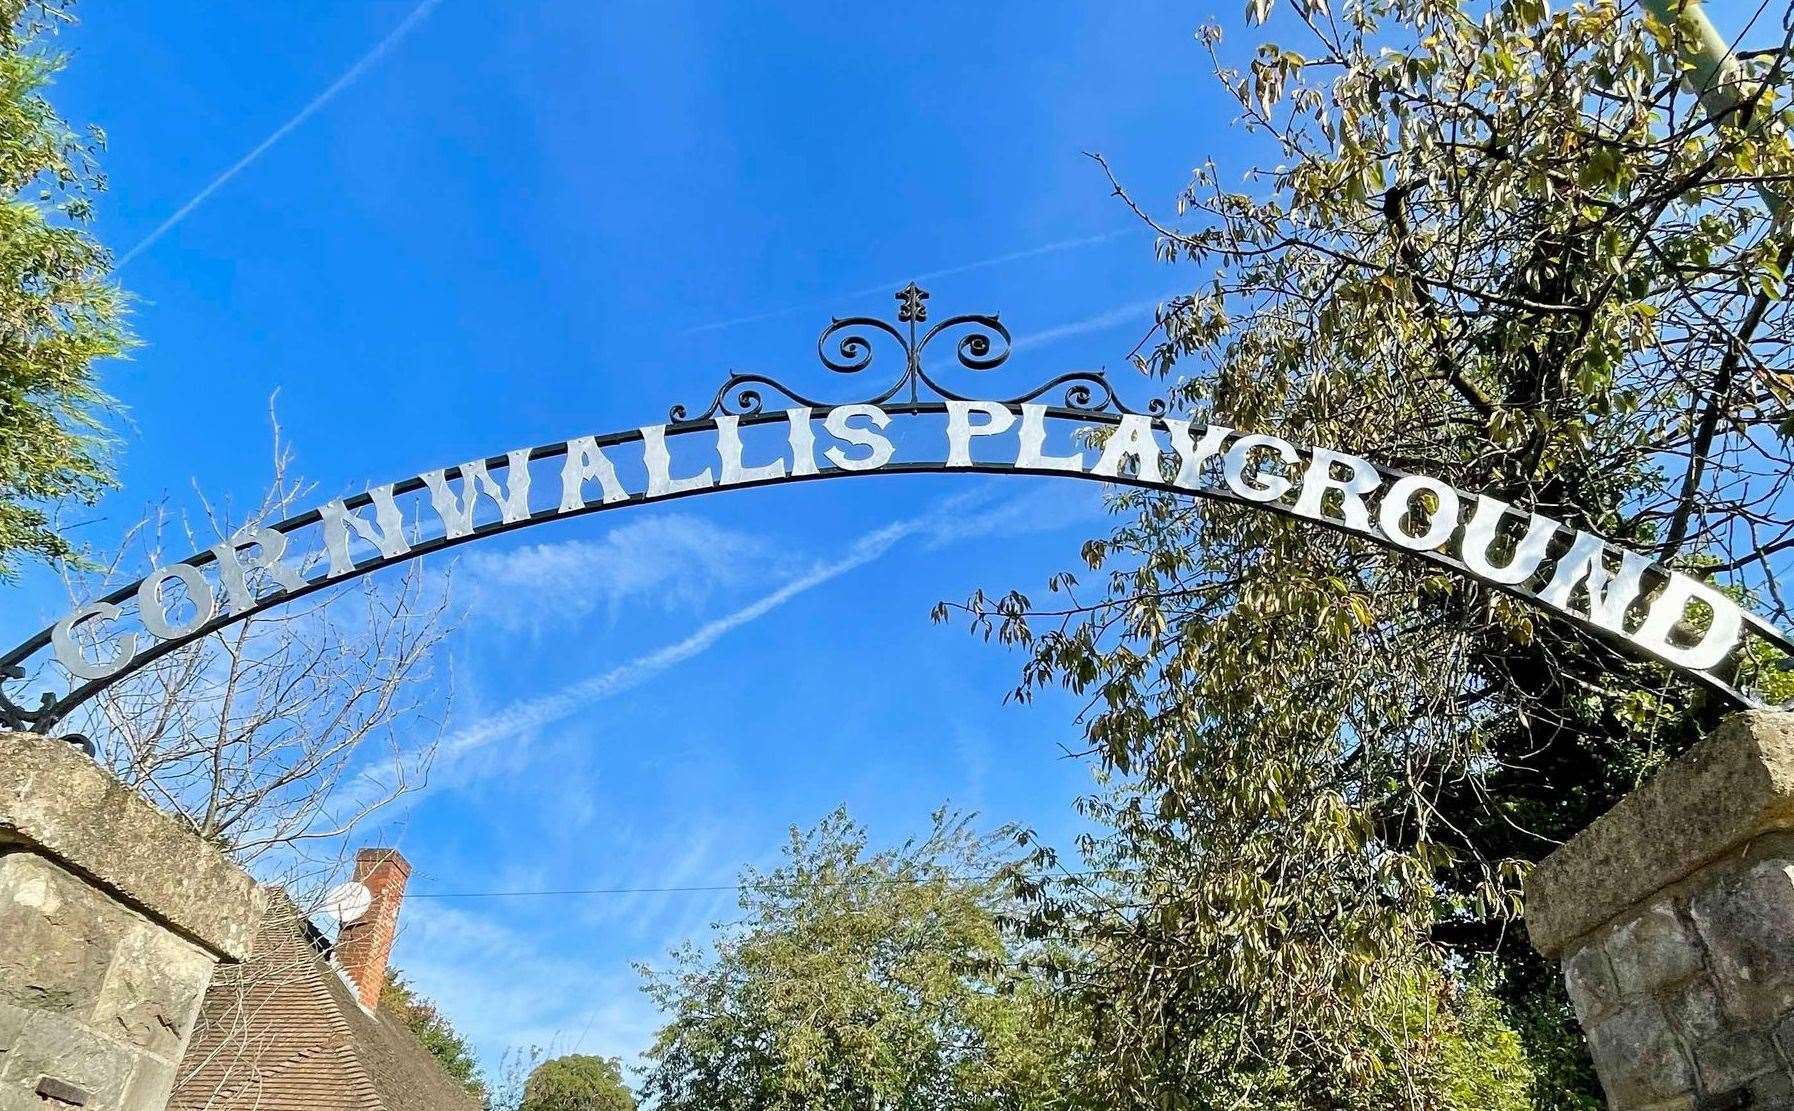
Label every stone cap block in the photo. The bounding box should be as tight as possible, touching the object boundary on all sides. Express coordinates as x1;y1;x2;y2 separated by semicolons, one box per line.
1527;711;1794;957
0;731;263;962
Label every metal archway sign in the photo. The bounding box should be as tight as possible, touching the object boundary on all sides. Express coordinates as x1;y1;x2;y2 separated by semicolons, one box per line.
4;283;1790;733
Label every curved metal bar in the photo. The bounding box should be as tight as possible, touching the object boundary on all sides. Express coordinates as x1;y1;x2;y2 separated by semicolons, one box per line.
817;316;909;375
695;285;1141;417
917;313;1012;372
5;400;1794;735
986;369;1169;417
0;666;56;733
669;373;834;424
8;284;1791;736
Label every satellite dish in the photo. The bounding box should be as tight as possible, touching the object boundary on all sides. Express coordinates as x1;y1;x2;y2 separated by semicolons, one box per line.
323;881;373;925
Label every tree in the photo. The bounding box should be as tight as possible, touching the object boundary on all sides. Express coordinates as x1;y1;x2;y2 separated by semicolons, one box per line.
0;0;129;579
110;436;455;1099
638;808;1090;1110
58;418;451;876
382;969;487;1101
947;0;1794;1105
520;1055;635;1111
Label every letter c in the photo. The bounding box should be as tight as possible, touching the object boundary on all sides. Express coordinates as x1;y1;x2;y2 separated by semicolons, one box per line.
51;601;139;682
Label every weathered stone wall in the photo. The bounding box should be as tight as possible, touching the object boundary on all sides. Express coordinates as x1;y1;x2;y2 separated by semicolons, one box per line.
0;732;263;1111
1529;712;1794;1110
0;852;217;1110
1555;855;1794;1108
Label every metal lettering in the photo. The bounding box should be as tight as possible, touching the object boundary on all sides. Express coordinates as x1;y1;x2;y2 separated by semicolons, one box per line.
212;526;305;615
717;415;787;486
787;408;820;477
12;282;1785;730
1090;414;1160;480
1222;434;1299;502
642;424;715;497
945;401;1015;468
823;405;894;471
1538;531;1650;632
1460;496;1557;586
1634;575;1744;671
1293;447;1381;531
1016;404;1084;472
422;450;533;540
14;405;1784;718
1163;419;1230;490
1378;474;1461;552
51;601;137;682
136;564;216;641
321;486;410;576
559;436;629;512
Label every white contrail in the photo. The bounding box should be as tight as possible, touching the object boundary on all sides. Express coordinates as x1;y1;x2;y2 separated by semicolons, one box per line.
416;490;994;772
684;228;1135;334
116;0;445;269
1010;293;1175;353
431;515;932;762
331;492;998;814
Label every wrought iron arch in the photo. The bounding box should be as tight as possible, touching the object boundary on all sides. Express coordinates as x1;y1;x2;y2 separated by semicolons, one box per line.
5;285;1791;740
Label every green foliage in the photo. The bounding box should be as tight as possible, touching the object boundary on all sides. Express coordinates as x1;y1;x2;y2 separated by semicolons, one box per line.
1432;976;1539;1111
639;808;1092;1109
520;1055;635;1111
0;0;128;578
1180;966;1538;1110
1505;976;1603;1111
381;969;487;1101
946;0;1794;1104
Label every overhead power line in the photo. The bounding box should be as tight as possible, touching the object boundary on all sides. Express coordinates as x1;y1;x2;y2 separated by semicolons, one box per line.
407;869;1130;900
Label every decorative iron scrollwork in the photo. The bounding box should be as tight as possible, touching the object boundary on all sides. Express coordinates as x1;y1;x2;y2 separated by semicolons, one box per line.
670;284;1163;423
0;665;58;733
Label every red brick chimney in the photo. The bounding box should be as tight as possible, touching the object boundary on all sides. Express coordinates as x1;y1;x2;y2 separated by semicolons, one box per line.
335;847;411;1011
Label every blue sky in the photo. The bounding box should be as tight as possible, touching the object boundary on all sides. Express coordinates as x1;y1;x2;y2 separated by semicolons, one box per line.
0;0;1231;1075
12;0;1781;1084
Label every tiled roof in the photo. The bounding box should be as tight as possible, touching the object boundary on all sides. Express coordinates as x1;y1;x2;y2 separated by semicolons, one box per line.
169;900;482;1111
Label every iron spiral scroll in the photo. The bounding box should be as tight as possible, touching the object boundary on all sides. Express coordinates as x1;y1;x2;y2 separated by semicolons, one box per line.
669;282;1166;423
0;665;56;733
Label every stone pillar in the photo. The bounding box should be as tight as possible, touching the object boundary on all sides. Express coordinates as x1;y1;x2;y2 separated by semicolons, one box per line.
1527;711;1794;1110
0;731;263;1111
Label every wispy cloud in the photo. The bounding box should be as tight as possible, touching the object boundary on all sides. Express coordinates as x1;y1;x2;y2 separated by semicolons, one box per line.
330;487;1024;818
116;0;445;268
407;481;1104;781
397;900;662;1074
602;832;724;934
430;514;930;766
683;228;1134;334
459;515;785;635
919;480;1108;547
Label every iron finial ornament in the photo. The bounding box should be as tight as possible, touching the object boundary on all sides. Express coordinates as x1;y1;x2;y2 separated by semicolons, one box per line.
669;283;1164;423
896;282;929;323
